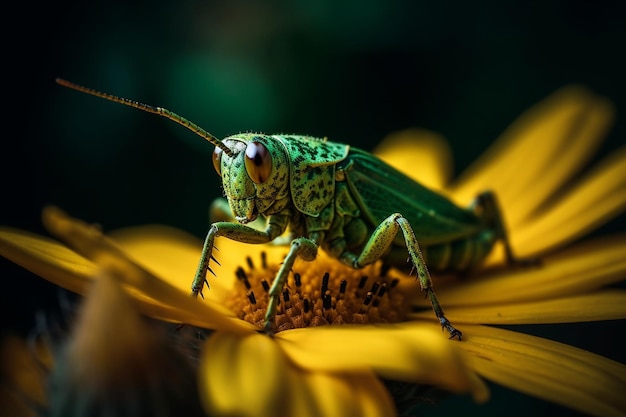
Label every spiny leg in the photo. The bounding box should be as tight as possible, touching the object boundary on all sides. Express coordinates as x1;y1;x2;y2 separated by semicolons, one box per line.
341;213;461;340
191;221;279;297
263;237;318;334
192;227;218;296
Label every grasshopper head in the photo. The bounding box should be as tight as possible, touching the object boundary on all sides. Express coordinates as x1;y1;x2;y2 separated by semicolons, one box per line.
213;133;290;224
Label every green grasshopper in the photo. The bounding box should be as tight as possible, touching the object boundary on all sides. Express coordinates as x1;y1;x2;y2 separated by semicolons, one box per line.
56;78;523;340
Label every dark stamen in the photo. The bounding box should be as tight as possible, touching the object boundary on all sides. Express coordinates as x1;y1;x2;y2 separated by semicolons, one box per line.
389;278;399;289
358;276;368;289
235;266;245;280
294;273;302;288
246;256;254;270
247;290;256;305
377;283;387;297
363;291;373;306
369;281;380;294
236;266;251;289
321;272;329;296
358;291;374;314
380;263;391;277
339;279;347;295
323;291;332;310
303;298;310;313
261;251;267;269
261;279;270;292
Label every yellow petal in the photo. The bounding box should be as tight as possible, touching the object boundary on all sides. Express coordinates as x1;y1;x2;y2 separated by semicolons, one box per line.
285;369;396;417
458;324;626;417
277;323;489;402
0;227;204;329
0;226;97;295
142;228;292;293
281;366;324;417
449;86;613;225
109;225;232;303
372;128;453;190
414;234;626;307
40;206;254;333
50;270;209;415
64;269;163;386
512;147;626;256
410;289;626;324
109;224;294;310
198;332;288;417
340;372;397;417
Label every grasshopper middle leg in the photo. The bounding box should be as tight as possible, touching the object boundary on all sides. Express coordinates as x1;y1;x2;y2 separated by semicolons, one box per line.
263;236;319;334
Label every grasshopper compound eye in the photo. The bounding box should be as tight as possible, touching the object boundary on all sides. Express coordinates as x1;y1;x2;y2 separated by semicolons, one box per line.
245;141;272;183
212;146;223;175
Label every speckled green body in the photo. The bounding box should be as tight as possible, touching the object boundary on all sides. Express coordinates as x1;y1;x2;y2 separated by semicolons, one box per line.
197;133;517;338
212;134;503;273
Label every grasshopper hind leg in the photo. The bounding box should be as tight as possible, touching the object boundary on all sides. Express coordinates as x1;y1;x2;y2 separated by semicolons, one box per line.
339;213;462;340
472;191;539;267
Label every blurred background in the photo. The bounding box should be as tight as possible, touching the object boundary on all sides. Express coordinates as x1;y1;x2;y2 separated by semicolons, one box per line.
1;1;625;416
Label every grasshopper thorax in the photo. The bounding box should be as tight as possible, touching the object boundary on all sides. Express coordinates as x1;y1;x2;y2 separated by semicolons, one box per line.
213;133;290;224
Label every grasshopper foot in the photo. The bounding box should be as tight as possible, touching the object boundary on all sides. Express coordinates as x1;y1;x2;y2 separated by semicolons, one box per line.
261;322;275;337
440;317;462;340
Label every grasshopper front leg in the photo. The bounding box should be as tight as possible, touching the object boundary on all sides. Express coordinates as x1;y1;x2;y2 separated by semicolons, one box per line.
191;214;288;297
340;213;462;340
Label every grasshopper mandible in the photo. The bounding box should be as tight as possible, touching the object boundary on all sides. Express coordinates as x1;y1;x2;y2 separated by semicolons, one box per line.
56;78;524;340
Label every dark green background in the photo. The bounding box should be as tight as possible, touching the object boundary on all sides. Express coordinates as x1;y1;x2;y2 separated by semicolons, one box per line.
2;1;625;416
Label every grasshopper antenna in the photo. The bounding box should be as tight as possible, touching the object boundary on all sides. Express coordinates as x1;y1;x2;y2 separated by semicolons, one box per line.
55;78;234;157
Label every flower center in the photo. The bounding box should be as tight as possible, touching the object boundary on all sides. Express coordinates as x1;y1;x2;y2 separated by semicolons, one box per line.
223;252;411;332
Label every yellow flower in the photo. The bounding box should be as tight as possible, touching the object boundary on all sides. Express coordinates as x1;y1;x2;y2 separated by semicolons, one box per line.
1;84;625;417
1;206;484;416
